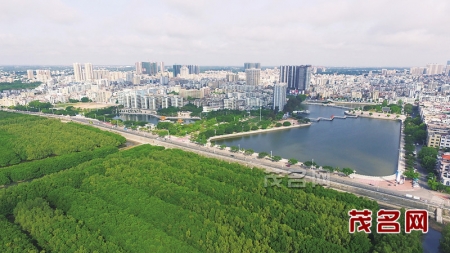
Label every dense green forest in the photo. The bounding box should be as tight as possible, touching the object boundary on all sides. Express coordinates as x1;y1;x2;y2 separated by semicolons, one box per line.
0;142;424;252
0;111;125;167
10;101;118;118
0;81;42;91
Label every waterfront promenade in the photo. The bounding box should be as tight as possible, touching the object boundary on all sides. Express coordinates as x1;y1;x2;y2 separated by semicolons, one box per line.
209;122;311;141
346;110;407;121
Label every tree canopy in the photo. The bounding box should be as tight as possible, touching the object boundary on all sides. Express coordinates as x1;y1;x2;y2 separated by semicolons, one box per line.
0;111;125;167
0;81;41;91
0;145;423;252
0;112;424;253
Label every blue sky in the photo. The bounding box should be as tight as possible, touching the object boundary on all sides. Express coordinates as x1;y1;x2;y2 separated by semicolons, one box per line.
0;0;449;67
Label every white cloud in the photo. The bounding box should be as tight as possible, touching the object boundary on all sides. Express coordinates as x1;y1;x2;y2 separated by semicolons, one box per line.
0;0;79;25
0;0;449;66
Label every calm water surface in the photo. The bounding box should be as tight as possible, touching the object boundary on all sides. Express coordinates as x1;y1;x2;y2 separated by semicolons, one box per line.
117;114;160;124
117;114;195;124
422;227;441;253
215;104;401;176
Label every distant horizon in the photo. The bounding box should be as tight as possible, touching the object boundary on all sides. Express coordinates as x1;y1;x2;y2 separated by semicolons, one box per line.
0;64;433;69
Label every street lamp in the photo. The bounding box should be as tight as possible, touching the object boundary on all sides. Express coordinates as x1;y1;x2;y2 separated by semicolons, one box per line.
238;144;240;152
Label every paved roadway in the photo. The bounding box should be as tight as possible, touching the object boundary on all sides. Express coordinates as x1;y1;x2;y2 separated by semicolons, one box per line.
4;109;450;213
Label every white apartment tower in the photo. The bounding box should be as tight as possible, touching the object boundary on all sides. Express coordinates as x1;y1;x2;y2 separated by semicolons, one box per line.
27;70;34;80
180;66;189;77
245;68;261;86
273;83;287;111
35;70;51;81
73;63;83;82
447;60;450;75
426;64;445;75
84;63;94;81
135;62;143;75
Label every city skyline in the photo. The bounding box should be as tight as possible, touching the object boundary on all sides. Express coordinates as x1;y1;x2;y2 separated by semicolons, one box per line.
0;0;449;66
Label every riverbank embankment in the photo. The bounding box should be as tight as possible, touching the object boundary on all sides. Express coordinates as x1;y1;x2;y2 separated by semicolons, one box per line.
209;122;311;141
344;110;406;121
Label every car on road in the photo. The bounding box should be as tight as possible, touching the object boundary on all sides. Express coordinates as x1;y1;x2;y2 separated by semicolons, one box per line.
230;155;235;157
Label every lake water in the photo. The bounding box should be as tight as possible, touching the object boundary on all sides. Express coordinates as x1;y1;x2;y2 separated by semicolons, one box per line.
422;227;442;253
215;104;401;176
117;114;196;124
117;114;160;124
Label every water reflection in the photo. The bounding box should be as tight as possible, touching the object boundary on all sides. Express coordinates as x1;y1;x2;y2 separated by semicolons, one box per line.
115;114;196;124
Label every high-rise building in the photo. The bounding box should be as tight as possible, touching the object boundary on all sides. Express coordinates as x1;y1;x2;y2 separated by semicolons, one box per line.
93;69;110;80
173;65;182;77
226;73;239;82
244;63;261;70
140;62;158;75
279;65;312;91
84;63;94;81
372;90;379;101
180;66;189;77
446;64;450;76
187;65;200;74
73;63;83;82
133;75;141;85
36;70;51;82
135;62;143;75
159;62;165;73
150;62;158;75
141;62;150;75
125;72;134;82
245;68;261;86
160;73;169;85
27;70;34;80
273;83;287;111
426;64;445;75
410;67;426;76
